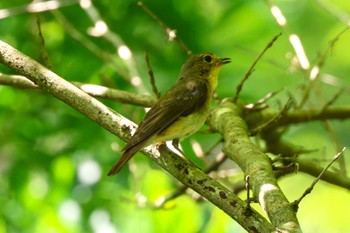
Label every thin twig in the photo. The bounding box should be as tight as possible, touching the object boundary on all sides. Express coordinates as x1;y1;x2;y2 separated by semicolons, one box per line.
317;27;349;69
317;0;350;25
79;1;147;94
292;147;346;212
51;11;129;80
0;73;156;107
298;26;348;108
0;73;38;89
232;32;282;103
145;51;161;98
322;120;347;176
137;1;192;55
250;98;293;135
244;90;281;112
36;15;51;69
321;89;343;112
0;0;77;20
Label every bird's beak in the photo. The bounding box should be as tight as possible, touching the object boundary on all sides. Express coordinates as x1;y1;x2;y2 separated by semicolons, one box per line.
220;57;231;65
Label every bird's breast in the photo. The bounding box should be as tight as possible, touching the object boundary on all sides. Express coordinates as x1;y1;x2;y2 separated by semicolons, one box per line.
155;104;210;142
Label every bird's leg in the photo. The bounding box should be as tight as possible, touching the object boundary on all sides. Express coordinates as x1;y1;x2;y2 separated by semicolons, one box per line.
172;138;186;157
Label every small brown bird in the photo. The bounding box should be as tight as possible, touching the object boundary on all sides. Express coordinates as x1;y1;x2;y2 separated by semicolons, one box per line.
108;52;230;175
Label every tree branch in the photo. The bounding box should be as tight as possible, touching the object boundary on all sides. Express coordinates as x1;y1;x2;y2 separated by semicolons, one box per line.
0;73;155;107
207;101;302;232
245;106;350;131
298;158;350;189
292;148;346;211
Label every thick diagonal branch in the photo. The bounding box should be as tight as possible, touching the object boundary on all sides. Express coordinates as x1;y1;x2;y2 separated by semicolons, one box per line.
207;101;302;232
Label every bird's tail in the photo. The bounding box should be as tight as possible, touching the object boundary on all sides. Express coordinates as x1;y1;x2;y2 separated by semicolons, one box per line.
107;142;145;176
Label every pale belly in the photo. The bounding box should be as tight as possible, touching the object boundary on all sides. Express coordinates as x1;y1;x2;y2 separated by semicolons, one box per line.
155;112;208;142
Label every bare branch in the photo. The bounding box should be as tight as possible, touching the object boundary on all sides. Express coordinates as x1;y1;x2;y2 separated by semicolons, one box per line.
35;15;51;69
0;0;77;19
250;98;293;135
298;157;350;189
79;1;148;94
245;90;281;111
0;73;155;107
137;1;192;55
232;32;282;103
292;147;347;211
264;1;310;72
245;106;350;131
145;51;161;98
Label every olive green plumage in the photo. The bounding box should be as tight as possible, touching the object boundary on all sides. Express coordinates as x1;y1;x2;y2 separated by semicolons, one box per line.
108;53;230;175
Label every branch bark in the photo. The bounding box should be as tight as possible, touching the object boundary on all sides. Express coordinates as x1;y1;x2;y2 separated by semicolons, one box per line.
245;107;350;130
207;101;302;232
0;73;155;107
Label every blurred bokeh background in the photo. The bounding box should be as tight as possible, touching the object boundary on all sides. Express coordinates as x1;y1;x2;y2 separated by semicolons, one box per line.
0;0;350;232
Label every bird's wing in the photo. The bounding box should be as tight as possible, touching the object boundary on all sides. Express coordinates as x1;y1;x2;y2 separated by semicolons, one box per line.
124;77;208;152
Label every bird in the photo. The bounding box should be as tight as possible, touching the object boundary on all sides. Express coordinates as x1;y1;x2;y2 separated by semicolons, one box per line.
108;52;230;175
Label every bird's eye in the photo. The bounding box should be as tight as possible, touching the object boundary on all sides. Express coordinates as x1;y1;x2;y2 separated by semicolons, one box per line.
204;55;212;63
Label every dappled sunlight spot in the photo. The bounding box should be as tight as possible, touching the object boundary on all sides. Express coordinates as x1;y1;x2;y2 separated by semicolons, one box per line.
166;29;177;41
89;209;118;233
79;0;92;9
270;5;286;26
245;103;254;109
320;73;342;87
110;142;121;153
259;183;278;213
190;140;204;158
27;0;60;13
80;84;108;95
131;76;142;86
289;34;310;70
154;196;166;207
28;173;49;199
88;20;108;37
136;192;148;207
0;9;10;19
310;66;320;80
59;199;81;223
77;159;101;185
117;45;132;60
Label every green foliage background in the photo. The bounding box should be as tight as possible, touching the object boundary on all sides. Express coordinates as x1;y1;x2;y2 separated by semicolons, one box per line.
0;0;350;232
